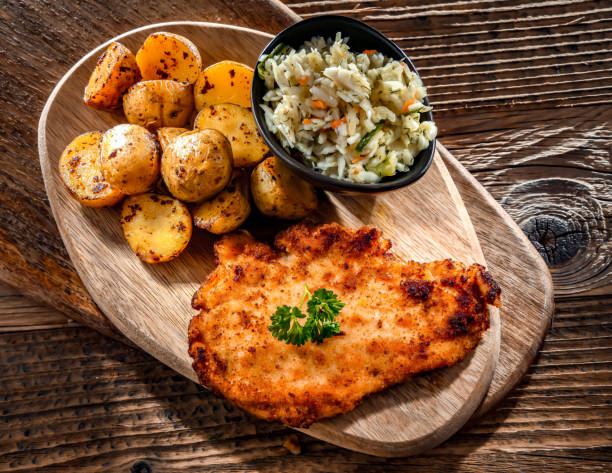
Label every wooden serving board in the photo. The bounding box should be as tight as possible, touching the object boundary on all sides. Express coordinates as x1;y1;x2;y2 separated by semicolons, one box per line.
39;22;501;457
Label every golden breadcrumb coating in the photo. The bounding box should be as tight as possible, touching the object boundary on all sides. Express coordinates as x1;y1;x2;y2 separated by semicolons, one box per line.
188;223;501;427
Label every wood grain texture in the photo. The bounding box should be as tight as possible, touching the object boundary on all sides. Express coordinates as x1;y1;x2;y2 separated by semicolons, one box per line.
38;21;499;457
0;284;75;332
438;105;611;298
0;0;608;467
0;299;609;471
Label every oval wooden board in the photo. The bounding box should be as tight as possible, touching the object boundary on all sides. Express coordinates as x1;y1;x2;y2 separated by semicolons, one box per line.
38;22;500;457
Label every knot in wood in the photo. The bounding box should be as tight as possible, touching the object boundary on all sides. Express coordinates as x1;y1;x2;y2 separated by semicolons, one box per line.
131;461;152;473
502;178;610;296
521;215;584;266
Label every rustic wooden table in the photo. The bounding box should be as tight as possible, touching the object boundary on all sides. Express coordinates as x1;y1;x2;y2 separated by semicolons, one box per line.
0;0;610;471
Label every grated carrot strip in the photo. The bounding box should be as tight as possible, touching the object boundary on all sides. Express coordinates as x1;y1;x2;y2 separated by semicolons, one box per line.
401;99;415;113
352;153;370;164
331;118;345;129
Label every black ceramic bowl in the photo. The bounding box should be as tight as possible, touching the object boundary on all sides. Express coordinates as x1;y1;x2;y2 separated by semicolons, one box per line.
251;15;436;194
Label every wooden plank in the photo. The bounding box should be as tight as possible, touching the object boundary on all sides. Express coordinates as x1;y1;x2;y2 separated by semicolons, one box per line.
0;283;74;332
0;295;609;470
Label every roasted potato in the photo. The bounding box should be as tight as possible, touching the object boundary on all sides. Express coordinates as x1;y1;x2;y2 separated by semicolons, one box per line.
194;103;269;167
84;42;141;110
123;80;194;131
120;193;192;264
157;127;188;153
251;156;317;219
99;124;160;195
136;32;202;83
194;60;253;110
193;171;251;234
161;129;233;202
58;131;124;207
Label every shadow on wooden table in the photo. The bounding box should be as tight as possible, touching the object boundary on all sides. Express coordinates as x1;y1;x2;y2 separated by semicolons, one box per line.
138;353;515;472
3;323;584;472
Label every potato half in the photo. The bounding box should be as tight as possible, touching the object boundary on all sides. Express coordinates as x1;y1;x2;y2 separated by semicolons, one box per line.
123;80;194;131
161;129;233;202
84;42;141;111
157;127;188;154
193;170;251;234
251;156;317;219
120;193;192;264
194;60;253;110
194;103;269;167
99;124;160;195
58;131;124;207
136;32;202;84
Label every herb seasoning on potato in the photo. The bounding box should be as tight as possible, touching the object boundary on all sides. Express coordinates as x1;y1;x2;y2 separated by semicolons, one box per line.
83;42;141;111
123;80;194;131
58;132;125;207
120;193;192;264
193;170;251;234
99;124;160;195
195;103;270;168
161;129;233;202
136;32;202;84
194;60;253;110
251;156;317;219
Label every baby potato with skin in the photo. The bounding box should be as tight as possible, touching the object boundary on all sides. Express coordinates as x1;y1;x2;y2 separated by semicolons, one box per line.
194;103;270;168
120;193;192;264
193;170;251;234
194;60;253;110
99;124;160;195
83;42;141;111
251;156;317;219
58;131;124;207
123;80;194;131
136;32;202;84
161;129;233;202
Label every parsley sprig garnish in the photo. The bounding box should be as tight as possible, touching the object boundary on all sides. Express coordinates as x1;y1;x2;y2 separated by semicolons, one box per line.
268;285;344;347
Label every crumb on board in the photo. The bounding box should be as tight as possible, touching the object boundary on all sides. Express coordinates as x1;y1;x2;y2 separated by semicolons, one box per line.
283;434;301;455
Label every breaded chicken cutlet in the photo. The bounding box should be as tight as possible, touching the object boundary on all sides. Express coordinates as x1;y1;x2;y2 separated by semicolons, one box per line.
188;223;501;427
